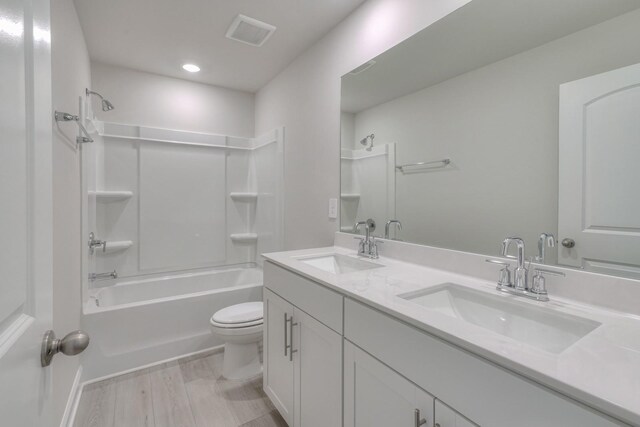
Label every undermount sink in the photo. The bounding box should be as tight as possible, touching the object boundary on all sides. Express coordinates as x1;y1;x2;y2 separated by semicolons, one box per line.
399;283;600;354
297;253;383;274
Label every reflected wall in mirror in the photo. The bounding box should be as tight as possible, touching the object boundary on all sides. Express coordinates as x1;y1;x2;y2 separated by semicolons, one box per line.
340;0;640;279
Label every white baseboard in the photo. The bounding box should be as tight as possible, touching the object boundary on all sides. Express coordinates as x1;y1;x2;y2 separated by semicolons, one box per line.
60;365;83;427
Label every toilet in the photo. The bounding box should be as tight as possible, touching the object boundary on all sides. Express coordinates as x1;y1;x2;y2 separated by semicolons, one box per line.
210;301;264;381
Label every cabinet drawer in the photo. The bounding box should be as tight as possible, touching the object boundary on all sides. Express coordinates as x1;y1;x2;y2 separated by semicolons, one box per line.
344;298;625;427
264;261;343;333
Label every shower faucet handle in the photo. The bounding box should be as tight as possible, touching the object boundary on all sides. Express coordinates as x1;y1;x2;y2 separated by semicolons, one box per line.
88;232;106;254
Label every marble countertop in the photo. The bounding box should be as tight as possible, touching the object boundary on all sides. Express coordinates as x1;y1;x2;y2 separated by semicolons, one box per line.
263;246;640;426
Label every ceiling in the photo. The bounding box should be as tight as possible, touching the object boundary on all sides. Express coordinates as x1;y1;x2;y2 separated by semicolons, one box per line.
74;0;366;93
342;0;640;113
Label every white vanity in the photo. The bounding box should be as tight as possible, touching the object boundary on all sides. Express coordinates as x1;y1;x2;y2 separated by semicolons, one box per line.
262;234;640;427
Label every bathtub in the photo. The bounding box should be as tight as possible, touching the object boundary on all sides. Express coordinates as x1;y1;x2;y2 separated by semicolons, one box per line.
81;264;263;380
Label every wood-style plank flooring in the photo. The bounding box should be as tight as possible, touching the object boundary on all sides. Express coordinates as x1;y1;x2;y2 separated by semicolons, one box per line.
74;350;286;427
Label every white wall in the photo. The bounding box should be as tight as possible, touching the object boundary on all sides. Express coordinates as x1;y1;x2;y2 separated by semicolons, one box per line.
50;0;91;422
255;0;472;250
91;62;255;137
352;8;640;257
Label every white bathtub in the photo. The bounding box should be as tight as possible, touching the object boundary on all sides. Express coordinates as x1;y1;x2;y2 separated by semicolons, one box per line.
82;264;263;380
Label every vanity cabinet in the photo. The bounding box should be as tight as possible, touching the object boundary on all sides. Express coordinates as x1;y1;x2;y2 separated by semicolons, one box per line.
264;261;627;427
263;263;343;427
344;342;435;427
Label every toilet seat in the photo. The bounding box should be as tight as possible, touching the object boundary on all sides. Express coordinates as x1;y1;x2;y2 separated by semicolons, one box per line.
211;301;263;329
210;318;263;329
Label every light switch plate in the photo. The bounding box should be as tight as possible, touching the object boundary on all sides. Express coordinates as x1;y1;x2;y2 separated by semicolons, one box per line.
328;198;338;219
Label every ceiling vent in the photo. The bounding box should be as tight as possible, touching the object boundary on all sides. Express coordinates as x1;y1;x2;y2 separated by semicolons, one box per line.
348;60;376;76
226;14;276;47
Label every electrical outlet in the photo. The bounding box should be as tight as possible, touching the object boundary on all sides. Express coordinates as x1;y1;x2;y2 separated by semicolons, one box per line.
328;198;338;219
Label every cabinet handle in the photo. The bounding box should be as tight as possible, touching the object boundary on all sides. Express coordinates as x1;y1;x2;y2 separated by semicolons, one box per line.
289;318;298;362
284;313;290;357
415;409;427;426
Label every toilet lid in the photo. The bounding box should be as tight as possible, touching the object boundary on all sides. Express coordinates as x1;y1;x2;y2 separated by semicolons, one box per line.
212;302;263;325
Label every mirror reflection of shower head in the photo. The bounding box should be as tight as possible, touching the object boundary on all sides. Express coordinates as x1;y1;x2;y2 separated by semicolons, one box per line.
86;88;115;111
360;134;375;151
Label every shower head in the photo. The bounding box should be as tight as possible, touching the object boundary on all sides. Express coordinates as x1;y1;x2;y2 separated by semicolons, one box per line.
86;89;115;112
101;99;115;111
360;134;375;151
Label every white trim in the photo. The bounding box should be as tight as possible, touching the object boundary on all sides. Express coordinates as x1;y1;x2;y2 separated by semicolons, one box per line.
92;120;278;151
99;133;255;150
80;345;224;387
60;366;83;427
0;314;33;359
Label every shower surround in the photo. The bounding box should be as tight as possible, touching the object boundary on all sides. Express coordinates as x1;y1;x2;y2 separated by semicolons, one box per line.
80;121;283;380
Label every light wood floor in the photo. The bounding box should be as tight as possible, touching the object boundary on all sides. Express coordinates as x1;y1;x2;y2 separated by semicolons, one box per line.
74;350;286;427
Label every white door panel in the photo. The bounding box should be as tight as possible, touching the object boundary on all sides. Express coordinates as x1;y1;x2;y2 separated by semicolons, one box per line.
559;62;640;277
293;308;342;427
0;0;54;425
263;289;295;425
435;400;479;427
344;341;434;427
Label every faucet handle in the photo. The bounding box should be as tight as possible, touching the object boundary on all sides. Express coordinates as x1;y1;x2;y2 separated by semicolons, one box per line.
486;259;512;287
368;236;383;258
530;268;564;297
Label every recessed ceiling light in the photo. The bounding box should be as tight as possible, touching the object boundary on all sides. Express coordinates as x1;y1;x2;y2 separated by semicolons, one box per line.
182;63;200;73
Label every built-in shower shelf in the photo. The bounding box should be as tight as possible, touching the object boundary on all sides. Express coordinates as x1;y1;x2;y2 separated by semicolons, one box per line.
230;233;258;244
91;190;133;202
340;193;360;201
96;240;133;254
230;192;258;202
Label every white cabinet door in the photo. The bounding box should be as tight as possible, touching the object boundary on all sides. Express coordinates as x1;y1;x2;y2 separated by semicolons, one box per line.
0;0;55;425
293;308;342;427
344;342;434;427
264;289;295;425
435;400;479;427
559;62;640;277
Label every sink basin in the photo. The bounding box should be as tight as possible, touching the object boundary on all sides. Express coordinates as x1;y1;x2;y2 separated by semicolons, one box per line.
297;253;383;274
399;283;600;354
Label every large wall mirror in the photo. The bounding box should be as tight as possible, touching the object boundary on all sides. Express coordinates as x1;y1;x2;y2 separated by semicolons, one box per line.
340;0;640;280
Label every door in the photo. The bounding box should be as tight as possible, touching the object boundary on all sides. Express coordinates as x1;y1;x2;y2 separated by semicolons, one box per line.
0;0;54;425
293;308;342;427
559;62;640;278
435;400;479;427
344;342;434;427
264;289;295;425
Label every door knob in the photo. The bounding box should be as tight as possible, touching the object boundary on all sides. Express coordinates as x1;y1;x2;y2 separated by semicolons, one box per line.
41;330;90;367
561;238;576;248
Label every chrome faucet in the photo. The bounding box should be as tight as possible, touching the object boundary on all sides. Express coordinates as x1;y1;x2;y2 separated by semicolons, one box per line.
502;237;527;290
536;233;555;264
88;232;106;254
384;220;402;240
354;221;381;259
486;237;564;302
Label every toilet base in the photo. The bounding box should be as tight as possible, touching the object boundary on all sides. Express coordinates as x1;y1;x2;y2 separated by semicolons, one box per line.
222;341;262;381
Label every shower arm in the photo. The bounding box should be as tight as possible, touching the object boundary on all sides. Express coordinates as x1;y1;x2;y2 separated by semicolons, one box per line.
54;111;94;144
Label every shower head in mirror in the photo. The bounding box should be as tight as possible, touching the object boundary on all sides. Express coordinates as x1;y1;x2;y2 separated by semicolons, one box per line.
86;89;115;112
360;134;375;151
